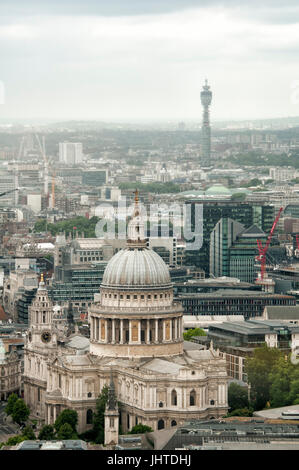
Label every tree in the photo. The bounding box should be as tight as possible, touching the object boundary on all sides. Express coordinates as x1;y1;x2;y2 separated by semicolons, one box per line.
228;382;249;411
288;377;299;405
129;424;153;434
5;393;18;415
54;409;78;434
22;425;36;440
225;408;253;417
38;424;56;440
11;399;30;425
183;328;207;341
268;357;294;408
91;385;109;444
56;423;77;440
245;345;283;410
4;435;27;446
231;192;247;201
240;178;263;188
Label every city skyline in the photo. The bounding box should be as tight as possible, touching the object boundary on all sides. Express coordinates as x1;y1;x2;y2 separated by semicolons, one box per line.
1;0;299;121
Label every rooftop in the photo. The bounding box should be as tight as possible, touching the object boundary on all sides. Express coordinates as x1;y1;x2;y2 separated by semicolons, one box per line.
14;440;88;451
264;306;299;320
178;289;294;299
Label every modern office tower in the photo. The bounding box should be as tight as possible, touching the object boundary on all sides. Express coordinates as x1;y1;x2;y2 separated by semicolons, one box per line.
82;169;108;187
200;79;212;166
210;218;245;278
59;142;83;165
185;200;275;276
229;225;267;283
210;219;269;283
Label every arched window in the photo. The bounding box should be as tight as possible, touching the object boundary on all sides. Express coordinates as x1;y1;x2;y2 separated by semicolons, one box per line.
159;401;163;408
210;400;215;406
158;419;164;430
86;409;93;424
171;420;177;427
190;390;196;406
171;389;177;406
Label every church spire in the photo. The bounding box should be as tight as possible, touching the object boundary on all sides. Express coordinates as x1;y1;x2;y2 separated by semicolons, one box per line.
107;370;117;411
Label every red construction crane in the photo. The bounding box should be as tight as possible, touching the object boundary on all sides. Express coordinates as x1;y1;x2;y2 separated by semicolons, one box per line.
256;207;284;280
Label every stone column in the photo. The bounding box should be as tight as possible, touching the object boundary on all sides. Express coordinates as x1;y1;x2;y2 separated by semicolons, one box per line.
175;318;178;340
146;319;150;344
129;320;132;343
120;319;124;344
47;405;51;424
112;319;115;343
95;318;99;341
91;317;94;340
155;319;158;343
162;320;165;342
169;319;173;341
138;321;141;344
53;405;57;423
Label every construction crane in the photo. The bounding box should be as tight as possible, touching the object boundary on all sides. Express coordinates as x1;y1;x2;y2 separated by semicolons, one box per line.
255;207;284;281
0;188;19;198
35;134;55;208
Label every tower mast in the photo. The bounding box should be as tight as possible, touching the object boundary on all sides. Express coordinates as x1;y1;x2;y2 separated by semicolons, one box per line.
200;79;212;166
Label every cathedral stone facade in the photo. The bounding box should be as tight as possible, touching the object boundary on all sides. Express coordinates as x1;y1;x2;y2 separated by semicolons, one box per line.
24;195;229;434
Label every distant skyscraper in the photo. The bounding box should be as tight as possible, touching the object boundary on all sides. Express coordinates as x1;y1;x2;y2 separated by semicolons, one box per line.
59;142;83;165
200;79;212;166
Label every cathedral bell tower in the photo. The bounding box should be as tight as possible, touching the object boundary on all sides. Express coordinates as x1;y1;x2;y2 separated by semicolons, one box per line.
104;372;119;446
27;274;57;348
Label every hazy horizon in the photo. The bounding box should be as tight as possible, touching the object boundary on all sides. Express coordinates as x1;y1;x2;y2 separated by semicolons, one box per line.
1;0;299;121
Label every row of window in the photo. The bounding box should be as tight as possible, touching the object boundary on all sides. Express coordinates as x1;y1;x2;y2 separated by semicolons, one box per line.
80;257;103;262
104;293;171;300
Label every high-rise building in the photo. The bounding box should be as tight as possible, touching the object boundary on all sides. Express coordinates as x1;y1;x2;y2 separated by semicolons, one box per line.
185;200;275;276
210;219;269;283
210;218;245;278
229;225;267;283
200;79;212;166
59;142;83;165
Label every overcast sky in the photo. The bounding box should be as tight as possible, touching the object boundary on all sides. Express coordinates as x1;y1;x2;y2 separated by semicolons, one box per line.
1;0;299;122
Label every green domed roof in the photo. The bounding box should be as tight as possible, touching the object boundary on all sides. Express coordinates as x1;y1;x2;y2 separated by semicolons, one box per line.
179;190;204;197
205;184;232;195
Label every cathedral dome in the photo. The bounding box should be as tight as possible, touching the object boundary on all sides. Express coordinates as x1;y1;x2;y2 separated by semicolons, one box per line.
101;247;172;289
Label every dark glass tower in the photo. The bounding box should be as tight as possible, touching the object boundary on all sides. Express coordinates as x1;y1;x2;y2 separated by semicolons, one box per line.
200;79;212;166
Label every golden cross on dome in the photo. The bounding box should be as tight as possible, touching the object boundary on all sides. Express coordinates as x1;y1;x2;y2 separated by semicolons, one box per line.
40;273;44;283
